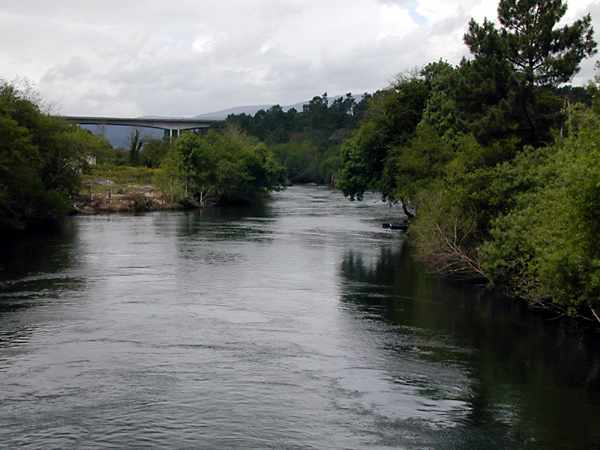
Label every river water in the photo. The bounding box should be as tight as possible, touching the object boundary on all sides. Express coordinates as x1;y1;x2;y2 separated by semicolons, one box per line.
1;185;599;449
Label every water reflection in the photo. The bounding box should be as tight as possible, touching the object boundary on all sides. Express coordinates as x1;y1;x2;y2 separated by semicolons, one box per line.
338;239;600;449
174;201;274;241
0;220;80;283
0;222;86;352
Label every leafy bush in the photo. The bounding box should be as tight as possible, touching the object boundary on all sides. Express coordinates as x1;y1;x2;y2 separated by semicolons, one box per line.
410;181;485;279
334;0;599;320
158;128;285;206
140;139;170;168
0;82;107;232
271;139;340;185
481;109;600;315
85;165;158;186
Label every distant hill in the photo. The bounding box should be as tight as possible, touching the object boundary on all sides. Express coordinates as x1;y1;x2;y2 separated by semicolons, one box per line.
193;95;364;120
194;105;274;120
193;103;306;120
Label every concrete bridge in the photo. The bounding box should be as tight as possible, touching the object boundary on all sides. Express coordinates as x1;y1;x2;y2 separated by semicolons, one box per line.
61;116;223;141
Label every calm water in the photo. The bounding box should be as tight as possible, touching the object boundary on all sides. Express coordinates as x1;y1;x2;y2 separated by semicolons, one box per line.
1;185;599;449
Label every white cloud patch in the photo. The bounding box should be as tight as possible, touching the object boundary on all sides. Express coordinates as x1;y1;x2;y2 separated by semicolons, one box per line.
378;3;418;40
192;36;216;54
0;0;597;116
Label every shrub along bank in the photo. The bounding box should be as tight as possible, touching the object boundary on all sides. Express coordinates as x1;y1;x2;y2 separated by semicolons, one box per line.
0;82;111;232
0;81;286;227
155;127;285;207
336;0;600;322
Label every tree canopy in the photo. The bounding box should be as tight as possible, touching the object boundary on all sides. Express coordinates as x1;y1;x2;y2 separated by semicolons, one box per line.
464;0;596;144
334;0;599;319
0;82;109;232
156;127;285;206
227;93;370;184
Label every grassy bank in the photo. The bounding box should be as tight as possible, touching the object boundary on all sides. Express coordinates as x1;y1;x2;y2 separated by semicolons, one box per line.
78;165;178;213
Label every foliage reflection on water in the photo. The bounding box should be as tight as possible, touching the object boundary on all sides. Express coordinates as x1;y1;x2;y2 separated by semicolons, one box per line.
339;241;600;448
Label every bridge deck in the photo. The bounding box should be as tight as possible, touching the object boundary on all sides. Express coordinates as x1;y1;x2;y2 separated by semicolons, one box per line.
61;116;222;131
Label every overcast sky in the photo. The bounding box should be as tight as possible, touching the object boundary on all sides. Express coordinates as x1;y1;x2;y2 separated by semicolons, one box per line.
1;0;598;116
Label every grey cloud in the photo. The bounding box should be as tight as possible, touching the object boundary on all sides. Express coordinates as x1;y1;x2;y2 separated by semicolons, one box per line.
42;57;92;83
1;0;598;116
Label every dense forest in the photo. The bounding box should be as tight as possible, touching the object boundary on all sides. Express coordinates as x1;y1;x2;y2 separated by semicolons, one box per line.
226;93;371;184
333;0;599;321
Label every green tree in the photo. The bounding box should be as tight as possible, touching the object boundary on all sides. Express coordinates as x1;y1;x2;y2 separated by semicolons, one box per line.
464;0;597;144
225;92;371;184
153;146;185;203
0;81;105;232
591;61;600;113
481;107;600;317
128;129;143;165
159;128;284;206
272;140;320;183
140;139;170;168
337;75;429;201
495;0;596;87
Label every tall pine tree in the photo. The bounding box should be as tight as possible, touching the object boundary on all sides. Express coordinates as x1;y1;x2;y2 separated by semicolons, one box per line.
464;0;596;144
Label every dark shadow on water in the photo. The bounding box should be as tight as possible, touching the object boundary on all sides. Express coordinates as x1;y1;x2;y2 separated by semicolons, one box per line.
339;241;600;450
0;218;80;284
0;219;84;349
173;201;276;243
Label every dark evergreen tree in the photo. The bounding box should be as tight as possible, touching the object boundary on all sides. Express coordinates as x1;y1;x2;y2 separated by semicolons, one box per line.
464;0;597;144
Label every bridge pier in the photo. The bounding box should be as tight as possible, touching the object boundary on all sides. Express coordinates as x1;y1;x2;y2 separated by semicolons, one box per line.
163;128;181;143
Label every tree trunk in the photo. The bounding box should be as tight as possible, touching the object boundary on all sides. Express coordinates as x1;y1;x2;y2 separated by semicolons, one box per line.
401;198;415;219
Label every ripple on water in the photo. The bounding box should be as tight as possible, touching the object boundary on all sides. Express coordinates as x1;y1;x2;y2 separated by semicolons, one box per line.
1;186;600;450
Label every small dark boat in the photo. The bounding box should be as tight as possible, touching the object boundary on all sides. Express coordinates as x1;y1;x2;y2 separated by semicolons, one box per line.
382;222;408;231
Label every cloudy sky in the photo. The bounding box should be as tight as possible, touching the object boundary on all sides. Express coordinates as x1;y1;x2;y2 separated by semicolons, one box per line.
1;0;598;116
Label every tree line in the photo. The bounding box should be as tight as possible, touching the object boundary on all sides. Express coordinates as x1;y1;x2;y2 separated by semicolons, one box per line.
0;88;286;232
334;0;599;320
226;93;371;184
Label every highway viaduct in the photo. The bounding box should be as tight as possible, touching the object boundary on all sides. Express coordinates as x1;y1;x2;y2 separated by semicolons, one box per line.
61;116;223;142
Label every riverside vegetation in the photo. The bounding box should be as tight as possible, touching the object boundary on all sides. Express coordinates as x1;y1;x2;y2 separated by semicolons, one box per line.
0;83;286;224
226;92;371;185
1;0;599;322
333;0;600;322
228;0;600;323
0;82;110;231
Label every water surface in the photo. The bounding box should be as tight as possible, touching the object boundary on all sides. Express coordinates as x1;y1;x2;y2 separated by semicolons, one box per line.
1;185;599;449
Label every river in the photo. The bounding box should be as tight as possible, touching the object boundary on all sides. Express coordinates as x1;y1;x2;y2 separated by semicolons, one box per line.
1;185;599;449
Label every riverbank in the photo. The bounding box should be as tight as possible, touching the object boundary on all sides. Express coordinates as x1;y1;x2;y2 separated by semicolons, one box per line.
75;173;262;214
77;166;181;214
394;219;600;330
75;183;179;214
